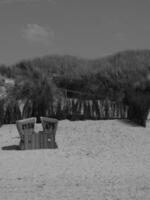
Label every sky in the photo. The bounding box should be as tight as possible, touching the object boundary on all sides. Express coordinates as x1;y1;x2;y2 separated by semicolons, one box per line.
0;0;150;64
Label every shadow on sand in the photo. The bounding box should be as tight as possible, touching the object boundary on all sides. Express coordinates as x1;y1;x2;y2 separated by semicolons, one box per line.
117;119;143;127
2;145;20;150
2;142;58;150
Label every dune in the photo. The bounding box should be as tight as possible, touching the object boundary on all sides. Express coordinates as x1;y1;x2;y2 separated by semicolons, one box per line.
0;119;150;199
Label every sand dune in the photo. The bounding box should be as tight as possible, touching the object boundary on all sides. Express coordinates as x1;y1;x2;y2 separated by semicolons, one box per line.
0;119;150;200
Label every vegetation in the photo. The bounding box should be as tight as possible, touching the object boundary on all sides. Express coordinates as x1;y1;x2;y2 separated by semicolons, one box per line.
9;63;59;122
0;64;13;78
7;50;150;100
1;49;150;126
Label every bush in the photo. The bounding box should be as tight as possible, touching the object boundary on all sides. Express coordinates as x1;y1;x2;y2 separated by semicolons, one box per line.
125;90;150;127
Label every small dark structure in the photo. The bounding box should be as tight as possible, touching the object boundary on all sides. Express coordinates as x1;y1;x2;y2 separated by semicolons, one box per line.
16;117;58;150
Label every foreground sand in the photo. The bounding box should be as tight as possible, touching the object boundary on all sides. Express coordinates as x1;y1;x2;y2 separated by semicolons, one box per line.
0;119;150;200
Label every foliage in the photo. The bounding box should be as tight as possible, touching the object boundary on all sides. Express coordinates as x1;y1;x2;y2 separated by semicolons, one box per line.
0;65;13;78
2;49;150;125
9;63;59;121
9;50;150;100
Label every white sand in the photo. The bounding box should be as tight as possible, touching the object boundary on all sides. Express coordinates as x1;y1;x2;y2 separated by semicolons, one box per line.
0;119;150;199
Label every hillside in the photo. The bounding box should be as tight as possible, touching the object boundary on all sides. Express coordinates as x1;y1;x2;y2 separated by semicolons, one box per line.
4;49;148;100
0;50;150;126
0;50;150;92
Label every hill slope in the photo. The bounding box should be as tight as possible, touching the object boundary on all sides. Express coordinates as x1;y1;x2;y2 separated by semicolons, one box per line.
7;49;150;100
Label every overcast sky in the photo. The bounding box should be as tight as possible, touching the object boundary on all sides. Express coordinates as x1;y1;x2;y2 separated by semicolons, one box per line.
0;0;150;64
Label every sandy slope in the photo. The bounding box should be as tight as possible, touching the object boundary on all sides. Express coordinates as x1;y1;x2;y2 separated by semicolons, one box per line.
0;120;150;200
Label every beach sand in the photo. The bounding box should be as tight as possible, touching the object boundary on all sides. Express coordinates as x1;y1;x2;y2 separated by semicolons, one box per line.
0;119;150;199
